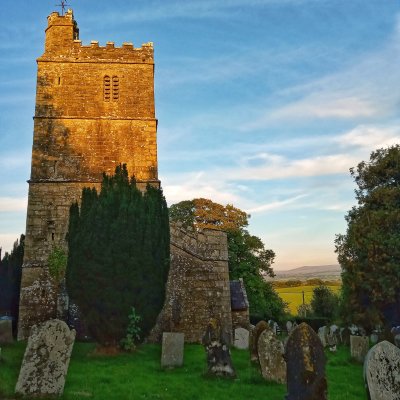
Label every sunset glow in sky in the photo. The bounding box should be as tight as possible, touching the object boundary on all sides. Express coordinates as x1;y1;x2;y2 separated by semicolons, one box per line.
1;1;400;269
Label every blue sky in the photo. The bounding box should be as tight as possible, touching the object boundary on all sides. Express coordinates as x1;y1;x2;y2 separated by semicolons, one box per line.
1;0;400;269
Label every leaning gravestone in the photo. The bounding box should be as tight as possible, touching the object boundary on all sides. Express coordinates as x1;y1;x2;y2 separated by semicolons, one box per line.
202;320;236;378
285;323;327;400
364;340;400;400
258;328;286;384
318;326;328;347
0;319;13;344
350;335;369;362
161;332;184;368
15;319;76;397
234;327;249;350
250;320;268;362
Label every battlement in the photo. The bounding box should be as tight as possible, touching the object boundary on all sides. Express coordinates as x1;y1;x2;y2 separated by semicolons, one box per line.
42;9;153;63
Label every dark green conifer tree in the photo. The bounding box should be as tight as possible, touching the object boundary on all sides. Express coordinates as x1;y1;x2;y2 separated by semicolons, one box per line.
66;165;170;346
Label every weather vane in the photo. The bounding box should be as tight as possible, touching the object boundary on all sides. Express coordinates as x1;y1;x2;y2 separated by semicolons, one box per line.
55;0;69;16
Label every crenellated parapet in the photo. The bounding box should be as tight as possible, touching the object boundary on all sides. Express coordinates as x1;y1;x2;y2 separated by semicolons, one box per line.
42;10;153;63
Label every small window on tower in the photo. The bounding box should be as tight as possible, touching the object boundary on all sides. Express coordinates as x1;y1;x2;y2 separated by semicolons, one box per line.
104;75;111;101
112;76;119;101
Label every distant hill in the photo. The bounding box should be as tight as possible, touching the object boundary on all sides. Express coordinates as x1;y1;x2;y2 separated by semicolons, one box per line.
270;264;341;281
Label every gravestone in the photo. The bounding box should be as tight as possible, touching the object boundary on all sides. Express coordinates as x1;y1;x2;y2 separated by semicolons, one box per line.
340;327;351;346
285;322;327;400
364;340;400;400
370;333;379;345
286;320;293;334
258;328;286;384
394;334;400;348
250;320;268;362
0;320;13;344
15;319;75;397
318;326;328;347
202;320;236;378
234;327;249;350
161;332;184;368
350;335;369;362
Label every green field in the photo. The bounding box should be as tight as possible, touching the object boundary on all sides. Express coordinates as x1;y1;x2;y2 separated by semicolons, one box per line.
0;341;366;399
275;285;341;315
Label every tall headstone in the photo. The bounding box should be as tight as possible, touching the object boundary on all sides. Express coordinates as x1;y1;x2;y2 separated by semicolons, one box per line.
364;341;400;400
285;323;327;400
202;320;236;378
15;319;75;397
249;320;268;362
340;327;351;346
286;320;293;334
350;335;369;363
318;326;329;347
258;328;286;384
234;327;249;350
0;319;13;344
161;332;184;368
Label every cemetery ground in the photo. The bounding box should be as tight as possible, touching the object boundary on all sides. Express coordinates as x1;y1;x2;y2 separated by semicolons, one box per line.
275;284;341;314
0;341;366;399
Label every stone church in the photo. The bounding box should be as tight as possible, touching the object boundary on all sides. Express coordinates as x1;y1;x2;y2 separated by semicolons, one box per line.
18;9;249;342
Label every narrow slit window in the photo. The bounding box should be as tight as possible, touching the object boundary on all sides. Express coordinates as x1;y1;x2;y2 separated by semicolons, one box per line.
112;76;119;101
104;75;111;101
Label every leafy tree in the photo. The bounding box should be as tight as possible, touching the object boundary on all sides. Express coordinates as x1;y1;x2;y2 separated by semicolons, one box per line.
335;145;400;329
310;284;339;320
170;198;287;321
66;164;170;346
48;246;67;284
0;235;24;323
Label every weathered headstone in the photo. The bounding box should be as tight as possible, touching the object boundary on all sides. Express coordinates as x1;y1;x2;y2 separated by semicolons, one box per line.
234;327;249;350
394;334;400;348
350;335;369;362
286;320;293;334
250;320;268;362
15;319;75;397
364;340;400;400
202;320;236;378
340;327;351;346
161;332;184;368
318;326;328;347
0;319;13;344
370;333;379;345
258;328;286;384
285;322;327;400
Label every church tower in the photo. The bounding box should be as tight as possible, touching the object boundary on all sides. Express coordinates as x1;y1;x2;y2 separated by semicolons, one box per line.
18;10;159;339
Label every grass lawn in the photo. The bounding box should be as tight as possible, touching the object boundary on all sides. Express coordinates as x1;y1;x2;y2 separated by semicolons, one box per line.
275;285;341;314
0;341;366;399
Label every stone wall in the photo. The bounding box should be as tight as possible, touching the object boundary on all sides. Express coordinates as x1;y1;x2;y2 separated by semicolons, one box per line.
149;223;233;344
18;10;158;339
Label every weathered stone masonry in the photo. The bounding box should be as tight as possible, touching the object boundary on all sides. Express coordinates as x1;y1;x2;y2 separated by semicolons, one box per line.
18;10;159;339
150;223;233;344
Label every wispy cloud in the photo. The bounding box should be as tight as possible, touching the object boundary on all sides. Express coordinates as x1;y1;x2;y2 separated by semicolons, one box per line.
0;197;27;212
246;194;308;213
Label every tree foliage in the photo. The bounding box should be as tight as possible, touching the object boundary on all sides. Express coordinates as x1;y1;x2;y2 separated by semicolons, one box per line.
0;235;24;320
66;165;170;346
335;145;400;329
170;198;287;321
310;285;339;320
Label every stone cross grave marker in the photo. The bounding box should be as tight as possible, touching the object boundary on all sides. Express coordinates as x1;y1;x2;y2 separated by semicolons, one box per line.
249;320;268;362
350;335;369;363
234;327;249;350
285;322;327;400
364;340;400;400
15;319;76;397
0;319;13;344
202;320;236;378
161;332;184;368
257;327;286;384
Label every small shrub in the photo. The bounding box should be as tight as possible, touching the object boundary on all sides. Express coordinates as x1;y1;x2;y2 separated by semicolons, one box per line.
120;307;141;352
48;247;67;283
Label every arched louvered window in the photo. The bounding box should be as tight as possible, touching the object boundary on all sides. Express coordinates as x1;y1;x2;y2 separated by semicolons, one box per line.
112;76;119;101
104;75;111;101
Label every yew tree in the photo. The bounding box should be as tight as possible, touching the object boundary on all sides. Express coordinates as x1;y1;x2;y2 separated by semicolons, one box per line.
335;145;400;329
66;165;170;346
